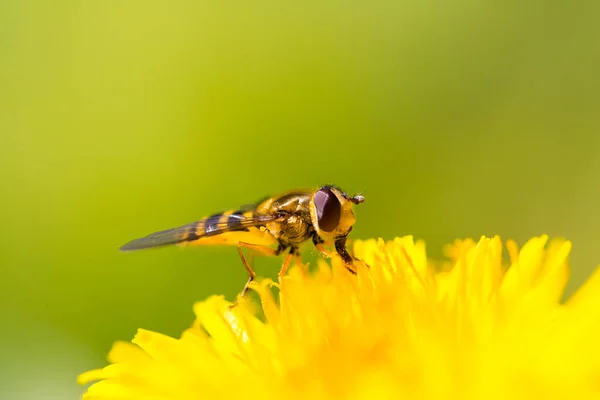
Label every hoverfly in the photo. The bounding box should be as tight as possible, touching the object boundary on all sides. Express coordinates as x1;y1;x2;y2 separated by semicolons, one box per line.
120;185;365;300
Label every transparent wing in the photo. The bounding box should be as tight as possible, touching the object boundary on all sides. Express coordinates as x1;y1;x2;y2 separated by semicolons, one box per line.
120;222;201;251
120;211;281;251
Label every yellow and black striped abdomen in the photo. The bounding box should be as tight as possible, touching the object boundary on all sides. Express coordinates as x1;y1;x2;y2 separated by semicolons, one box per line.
120;209;280;251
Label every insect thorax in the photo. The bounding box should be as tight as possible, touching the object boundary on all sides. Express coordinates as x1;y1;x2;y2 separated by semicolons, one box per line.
276;213;314;246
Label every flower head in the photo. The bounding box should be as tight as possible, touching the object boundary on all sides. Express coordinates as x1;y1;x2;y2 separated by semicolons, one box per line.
79;236;600;399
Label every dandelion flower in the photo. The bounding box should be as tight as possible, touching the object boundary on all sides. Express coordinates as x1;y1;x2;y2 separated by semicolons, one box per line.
79;236;600;399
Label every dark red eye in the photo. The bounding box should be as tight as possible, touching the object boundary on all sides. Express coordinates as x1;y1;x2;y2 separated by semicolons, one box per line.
314;188;341;232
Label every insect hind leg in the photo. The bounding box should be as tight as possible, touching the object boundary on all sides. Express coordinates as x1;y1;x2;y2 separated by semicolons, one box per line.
230;242;283;308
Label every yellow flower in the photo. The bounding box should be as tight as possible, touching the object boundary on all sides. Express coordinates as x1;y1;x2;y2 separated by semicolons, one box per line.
79;236;600;399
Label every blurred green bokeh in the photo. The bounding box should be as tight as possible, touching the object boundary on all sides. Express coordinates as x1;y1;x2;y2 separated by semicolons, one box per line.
1;1;599;399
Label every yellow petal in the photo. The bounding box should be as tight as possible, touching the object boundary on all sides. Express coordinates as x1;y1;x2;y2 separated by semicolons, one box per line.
79;236;600;399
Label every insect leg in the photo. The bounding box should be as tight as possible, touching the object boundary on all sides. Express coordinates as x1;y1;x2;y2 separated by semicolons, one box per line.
293;248;303;266
312;234;335;258
236;242;280;299
334;236;357;274
278;247;298;283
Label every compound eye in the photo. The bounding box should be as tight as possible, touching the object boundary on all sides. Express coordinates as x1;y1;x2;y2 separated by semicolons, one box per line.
314;188;341;232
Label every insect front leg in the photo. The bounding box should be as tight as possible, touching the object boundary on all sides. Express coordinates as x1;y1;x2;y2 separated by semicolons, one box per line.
334;236;358;274
312;234;336;258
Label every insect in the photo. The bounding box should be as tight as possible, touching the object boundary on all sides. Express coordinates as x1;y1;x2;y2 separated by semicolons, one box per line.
120;185;365;300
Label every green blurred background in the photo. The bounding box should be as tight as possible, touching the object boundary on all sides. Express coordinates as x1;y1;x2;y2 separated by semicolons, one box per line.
1;1;599;398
